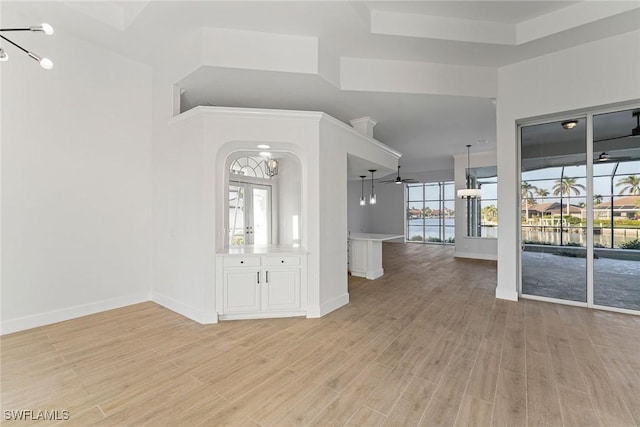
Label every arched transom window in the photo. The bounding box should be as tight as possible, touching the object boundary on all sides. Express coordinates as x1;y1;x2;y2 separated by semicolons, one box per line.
230;156;271;179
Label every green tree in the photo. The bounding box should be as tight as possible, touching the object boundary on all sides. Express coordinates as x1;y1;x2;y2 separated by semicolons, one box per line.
616;174;640;195
552;177;586;215
482;204;498;224
521;181;538;222
535;188;549;204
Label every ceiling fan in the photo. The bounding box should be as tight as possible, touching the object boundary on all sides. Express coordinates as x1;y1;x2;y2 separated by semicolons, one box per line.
380;166;418;184
595;152;632;162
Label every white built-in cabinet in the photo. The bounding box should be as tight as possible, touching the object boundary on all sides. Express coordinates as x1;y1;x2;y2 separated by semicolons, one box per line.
216;250;308;320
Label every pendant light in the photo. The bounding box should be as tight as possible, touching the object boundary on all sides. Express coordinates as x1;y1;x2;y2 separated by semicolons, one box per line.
359;176;366;206
265;158;279;177
457;144;482;198
368;169;377;205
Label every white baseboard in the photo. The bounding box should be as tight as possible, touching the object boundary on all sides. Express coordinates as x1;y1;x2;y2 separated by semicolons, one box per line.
307;293;349;318
151;292;218;324
496;287;518;301
454;251;498;261
0;293;150;335
219;310;306;321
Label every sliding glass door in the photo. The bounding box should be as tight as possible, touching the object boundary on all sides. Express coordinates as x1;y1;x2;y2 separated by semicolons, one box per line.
520;106;640;313
592;109;640;311
520;118;587;303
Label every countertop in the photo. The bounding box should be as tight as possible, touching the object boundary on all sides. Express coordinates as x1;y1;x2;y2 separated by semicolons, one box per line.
217;244;308;255
348;233;405;241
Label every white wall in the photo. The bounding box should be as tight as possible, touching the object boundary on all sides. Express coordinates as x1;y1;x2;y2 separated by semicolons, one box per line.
347;179;372;234
370;182;405;240
276;156;302;245
454;150;498;260
1;11;153;333
496;30;640;301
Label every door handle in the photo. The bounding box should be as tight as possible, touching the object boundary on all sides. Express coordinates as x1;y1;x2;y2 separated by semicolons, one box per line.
257;271;260;284
266;271;269;283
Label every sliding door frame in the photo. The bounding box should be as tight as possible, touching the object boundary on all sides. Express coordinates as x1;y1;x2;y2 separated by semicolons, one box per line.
517;103;640;315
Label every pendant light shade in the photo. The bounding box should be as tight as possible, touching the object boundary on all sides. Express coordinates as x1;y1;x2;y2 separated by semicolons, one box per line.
359;176;366;206
457;144;482;198
369;169;377;205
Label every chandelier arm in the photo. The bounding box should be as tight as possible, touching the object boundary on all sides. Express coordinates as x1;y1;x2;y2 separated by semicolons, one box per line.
0;34;29;54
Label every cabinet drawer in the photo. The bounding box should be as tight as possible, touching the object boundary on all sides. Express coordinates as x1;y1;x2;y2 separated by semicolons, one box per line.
223;256;260;267
263;256;300;266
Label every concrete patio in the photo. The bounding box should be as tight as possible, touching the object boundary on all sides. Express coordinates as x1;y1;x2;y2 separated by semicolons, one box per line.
522;249;640;311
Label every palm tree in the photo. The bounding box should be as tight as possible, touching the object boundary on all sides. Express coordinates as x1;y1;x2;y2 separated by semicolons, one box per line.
594;194;603;205
482;204;498;224
552;177;586;215
616;174;640;195
535;188;549;204
521;181;538;222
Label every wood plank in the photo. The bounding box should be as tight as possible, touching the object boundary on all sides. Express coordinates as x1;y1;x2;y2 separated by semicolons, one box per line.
557;386;601;427
383;376;437;427
346;406;386;427
491;370;526;427
465;350;500;402
526;377;562;427
454;396;493;427
309;362;393;426
420;355;476;426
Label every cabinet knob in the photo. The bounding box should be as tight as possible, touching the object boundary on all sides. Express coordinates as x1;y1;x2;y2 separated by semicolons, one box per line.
240;261;244;264
281;260;284;263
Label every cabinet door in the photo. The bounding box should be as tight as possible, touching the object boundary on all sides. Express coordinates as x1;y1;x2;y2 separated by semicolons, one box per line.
263;268;300;311
224;269;261;313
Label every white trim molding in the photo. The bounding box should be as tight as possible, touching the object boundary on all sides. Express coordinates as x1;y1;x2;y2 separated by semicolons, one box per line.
454;251;498;261
495;287;518;302
0;293;150;335
152;292;218;325
307;293;349;318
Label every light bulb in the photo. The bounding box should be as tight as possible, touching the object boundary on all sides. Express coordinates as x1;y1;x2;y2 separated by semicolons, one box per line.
360;197;366;206
41;23;54;35
257;144;270;149
369;194;376;205
39;57;53;69
0;49;8;62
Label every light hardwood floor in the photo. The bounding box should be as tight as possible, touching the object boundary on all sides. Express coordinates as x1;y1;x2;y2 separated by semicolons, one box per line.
2;243;640;426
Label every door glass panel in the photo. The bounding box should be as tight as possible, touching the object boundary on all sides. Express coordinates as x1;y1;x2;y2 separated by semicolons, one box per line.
229;183;271;247
229;185;245;246
593;108;640;311
253;186;270;246
521;118;587;302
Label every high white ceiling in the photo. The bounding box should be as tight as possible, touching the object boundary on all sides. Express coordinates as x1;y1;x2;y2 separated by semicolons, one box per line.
4;1;639;179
